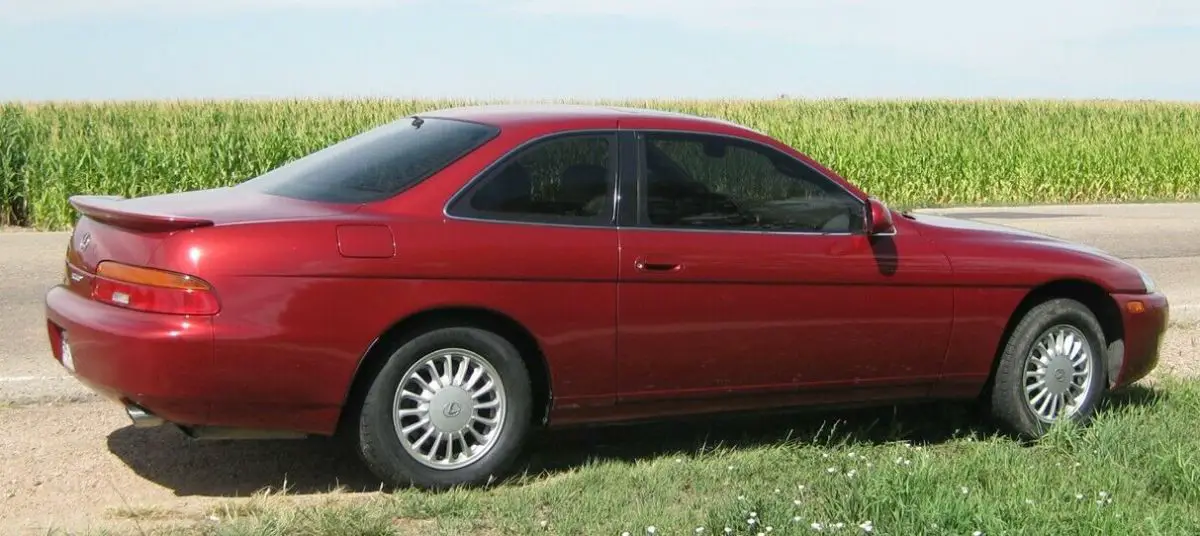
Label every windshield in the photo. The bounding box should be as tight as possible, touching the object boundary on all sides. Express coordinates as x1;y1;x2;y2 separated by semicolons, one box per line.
239;117;500;203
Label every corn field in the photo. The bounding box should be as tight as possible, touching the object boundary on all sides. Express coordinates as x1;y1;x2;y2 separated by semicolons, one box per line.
1;99;1198;230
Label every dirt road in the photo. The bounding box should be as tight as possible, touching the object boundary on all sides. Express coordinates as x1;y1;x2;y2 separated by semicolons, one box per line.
2;203;1198;534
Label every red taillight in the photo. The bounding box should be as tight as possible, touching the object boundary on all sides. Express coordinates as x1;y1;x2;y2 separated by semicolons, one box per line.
90;261;219;315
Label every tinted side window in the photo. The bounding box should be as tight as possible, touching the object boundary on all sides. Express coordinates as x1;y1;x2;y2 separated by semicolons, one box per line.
452;134;615;225
640;133;865;233
239;117;499;204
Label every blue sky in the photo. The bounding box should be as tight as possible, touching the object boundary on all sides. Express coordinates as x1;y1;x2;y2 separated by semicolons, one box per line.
2;0;1198;101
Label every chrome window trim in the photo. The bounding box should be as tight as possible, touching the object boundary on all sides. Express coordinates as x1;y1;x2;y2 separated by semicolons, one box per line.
439;124;897;238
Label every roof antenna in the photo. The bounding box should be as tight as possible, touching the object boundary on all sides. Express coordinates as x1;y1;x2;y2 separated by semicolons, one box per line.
411;116;424;128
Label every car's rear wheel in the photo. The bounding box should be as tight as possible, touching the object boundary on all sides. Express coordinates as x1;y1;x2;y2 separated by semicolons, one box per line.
357;326;533;489
989;298;1107;437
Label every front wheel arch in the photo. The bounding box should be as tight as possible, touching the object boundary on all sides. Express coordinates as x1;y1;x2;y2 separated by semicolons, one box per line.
980;279;1125;400
987;297;1109;436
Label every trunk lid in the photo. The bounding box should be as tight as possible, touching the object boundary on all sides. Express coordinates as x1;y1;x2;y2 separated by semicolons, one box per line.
64;188;352;277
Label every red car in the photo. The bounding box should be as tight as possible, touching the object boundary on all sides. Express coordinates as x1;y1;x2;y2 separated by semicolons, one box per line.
44;105;1168;489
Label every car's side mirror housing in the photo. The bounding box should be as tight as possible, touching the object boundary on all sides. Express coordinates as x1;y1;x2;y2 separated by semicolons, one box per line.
866;197;896;236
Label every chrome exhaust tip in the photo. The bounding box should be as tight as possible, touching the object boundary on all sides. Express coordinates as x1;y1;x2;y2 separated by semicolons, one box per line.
125;403;164;428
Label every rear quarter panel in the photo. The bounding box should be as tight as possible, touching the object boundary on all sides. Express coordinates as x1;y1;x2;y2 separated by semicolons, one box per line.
154;217;618;434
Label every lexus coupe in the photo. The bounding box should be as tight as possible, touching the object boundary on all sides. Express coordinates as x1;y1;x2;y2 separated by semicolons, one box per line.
44;104;1168;489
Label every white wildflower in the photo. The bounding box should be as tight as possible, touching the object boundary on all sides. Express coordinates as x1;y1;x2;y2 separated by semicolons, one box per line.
811;522;824;531
794;516;803;522
833;522;845;529
647;527;656;534
961;486;969;494
827;467;838;473
859;520;874;532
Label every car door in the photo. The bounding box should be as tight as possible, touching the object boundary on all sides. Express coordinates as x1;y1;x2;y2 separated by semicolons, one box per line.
614;129;954;405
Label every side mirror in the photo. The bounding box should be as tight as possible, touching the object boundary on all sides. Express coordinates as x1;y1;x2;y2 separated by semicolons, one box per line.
866;197;895;236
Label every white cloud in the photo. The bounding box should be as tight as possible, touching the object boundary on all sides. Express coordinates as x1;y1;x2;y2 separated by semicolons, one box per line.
0;0;402;23
510;0;1200;84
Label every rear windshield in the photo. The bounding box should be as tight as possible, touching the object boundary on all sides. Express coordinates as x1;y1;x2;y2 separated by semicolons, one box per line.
239;117;499;203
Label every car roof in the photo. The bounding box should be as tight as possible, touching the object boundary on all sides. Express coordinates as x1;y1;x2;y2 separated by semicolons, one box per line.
419;103;760;134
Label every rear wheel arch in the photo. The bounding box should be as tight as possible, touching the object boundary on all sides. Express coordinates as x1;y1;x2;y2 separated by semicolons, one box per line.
335;306;552;437
984;278;1124;395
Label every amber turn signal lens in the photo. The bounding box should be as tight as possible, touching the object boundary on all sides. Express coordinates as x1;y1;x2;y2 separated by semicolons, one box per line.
96;261;211;290
1126;301;1145;314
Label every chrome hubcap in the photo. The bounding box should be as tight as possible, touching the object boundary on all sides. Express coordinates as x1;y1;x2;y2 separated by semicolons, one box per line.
1023;324;1094;423
393;348;506;470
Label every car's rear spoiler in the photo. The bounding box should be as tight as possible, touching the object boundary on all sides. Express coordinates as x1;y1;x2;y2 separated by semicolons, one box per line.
68;195;215;233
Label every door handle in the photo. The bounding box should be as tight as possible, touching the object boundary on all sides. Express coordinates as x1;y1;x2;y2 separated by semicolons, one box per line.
634;258;683;272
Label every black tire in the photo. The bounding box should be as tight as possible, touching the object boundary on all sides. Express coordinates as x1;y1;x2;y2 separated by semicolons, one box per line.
357;326;533;490
989;298;1108;438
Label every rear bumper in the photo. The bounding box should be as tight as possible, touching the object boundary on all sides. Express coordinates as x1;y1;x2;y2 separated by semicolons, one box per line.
1108;291;1169;388
43;284;216;425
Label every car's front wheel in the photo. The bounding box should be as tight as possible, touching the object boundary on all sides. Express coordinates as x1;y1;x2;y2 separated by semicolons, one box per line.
989;298;1108;437
356;326;533;489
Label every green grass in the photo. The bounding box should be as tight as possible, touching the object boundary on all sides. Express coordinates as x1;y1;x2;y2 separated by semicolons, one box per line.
2;98;1199;230
155;377;1200;536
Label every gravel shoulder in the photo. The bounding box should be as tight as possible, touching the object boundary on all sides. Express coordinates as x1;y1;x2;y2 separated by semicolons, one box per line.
0;401;380;535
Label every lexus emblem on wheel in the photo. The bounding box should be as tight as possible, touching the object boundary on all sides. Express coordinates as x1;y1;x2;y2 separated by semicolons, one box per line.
443;402;461;418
